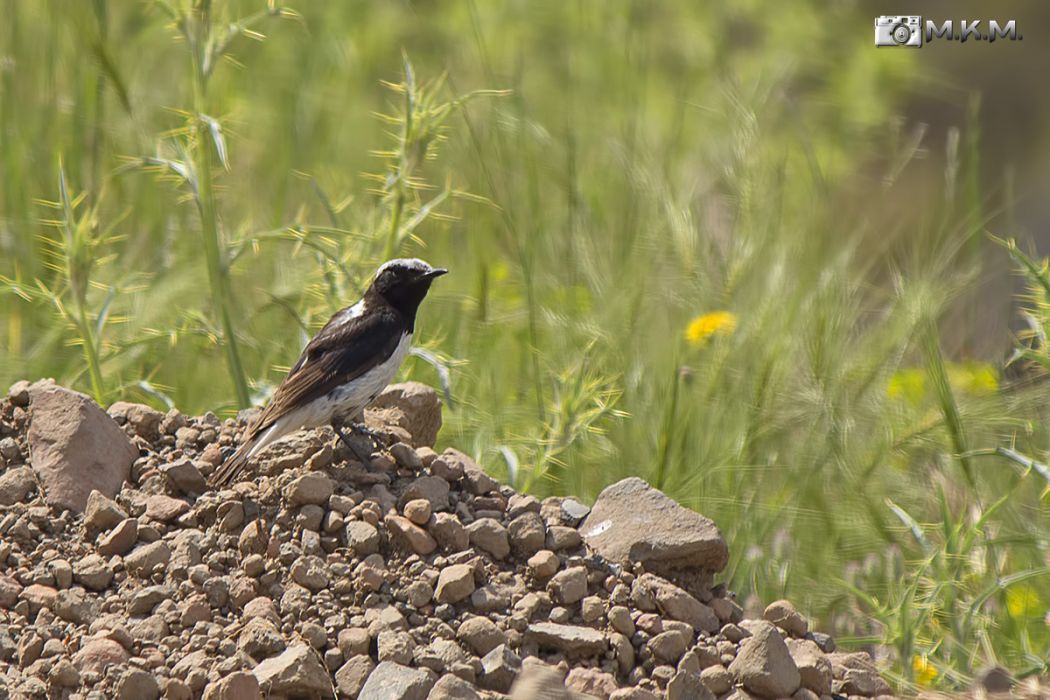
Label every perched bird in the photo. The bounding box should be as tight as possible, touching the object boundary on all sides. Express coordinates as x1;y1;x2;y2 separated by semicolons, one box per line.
208;258;447;487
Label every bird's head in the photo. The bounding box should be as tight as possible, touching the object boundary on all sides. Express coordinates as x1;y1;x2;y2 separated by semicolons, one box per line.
370;258;448;318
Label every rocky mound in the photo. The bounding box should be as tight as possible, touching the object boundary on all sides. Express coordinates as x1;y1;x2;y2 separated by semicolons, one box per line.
0;379;899;699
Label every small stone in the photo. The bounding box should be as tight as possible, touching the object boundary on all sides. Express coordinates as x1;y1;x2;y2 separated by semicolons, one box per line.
545;525;583;551
125;541;171;577
727;620;800;698
637;573;719;633
97;517;138;556
287;472;334;506
527;550;560;578
429;513;469;551
608;605;635;636
457;616;506;657
549;566;588;605
442;449;496;494
649;630;689;665
0;466;34;505
73;637;130;674
290;555;329;592
764;599;808;637
346;520;381;556
826;651;892;696
479;644;521;693
429;674;481;700
53;588;99;624
581;595;604;623
334;655;374;698
400;475;450;512
74;554;114;591
434;564;475;604
565;667;619;698
160;458;209;495
357;660;435;700
525;622;607;658
377;630;416;665
507;512;546;557
128;584;173;615
710;596;744;624
50;659;80;687
117;668;160;700
403;498;432;525
785;639;831;694
390;442;423;469
0;575;22;608
252;643;333;696
467;518;510;559
667;670;714;700
84;489;127;531
243;597;281;626
699;665;733;695
385;514;437;555
238;618;286;660
337;628;371;658
202;671;262;700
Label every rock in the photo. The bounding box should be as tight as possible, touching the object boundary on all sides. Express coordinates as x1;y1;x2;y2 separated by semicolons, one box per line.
385;514;437;555
470;582;513;612
390;442;423;469
337;628;371;658
467;518;510;559
357;660;435;700
699;665;733;695
649;630;689;665
253;643;334;696
117;668;160;700
977;665;1014;694
579;477;728;574
429;513;468;551
8;379;31;406
0;575;22;608
400;476;450;512
608;606;634;636
479;644;521;693
145;494;189;522
667;670;714;700
0;466;34;505
74;554;114;591
160;458;209;495
403;498;431;525
203;671;262;700
565;667;619;698
73;637;129;674
334;654;375;697
378;630;416;665
508;512;547;557
287;472;334;506
125;541;171;577
637;573;719;633
546;525;583;551
346;520;381;555
243;597;281;626
108;401;165;440
457;616;506;656
238;617;286;660
429;673;481;700
549;566;588;605
764;599;808;637
434;564;475;604
238;519;269;556
83;489;127;531
826;651;892;696
368;382;442;447
26;380;137;512
526;622;607;658
53;588;99;624
710;596;744;624
290;555;330;592
50;659;81;687
785;639;831;694
727;620;800;698
97;517;139;556
528;550;560;579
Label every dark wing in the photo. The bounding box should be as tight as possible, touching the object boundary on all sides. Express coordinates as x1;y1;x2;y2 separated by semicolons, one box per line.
247;305;406;438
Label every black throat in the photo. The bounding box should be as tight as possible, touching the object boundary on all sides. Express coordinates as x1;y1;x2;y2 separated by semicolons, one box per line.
367;281;433;333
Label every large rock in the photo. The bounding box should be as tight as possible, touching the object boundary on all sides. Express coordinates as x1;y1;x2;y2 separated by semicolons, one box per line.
26;380;137;513
366;382;442;447
252;643;334;697
727;620;800;698
579;477;728;575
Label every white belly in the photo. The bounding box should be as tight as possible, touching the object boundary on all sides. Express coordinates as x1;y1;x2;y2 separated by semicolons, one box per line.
245;333;411;460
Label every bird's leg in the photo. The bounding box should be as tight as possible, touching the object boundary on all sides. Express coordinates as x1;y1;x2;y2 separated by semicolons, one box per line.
349;421;385;445
332;423;373;464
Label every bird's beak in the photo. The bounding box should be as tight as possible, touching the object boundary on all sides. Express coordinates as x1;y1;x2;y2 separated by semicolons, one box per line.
424;268;448;279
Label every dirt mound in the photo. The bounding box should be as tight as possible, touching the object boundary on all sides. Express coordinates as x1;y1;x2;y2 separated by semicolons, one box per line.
0;379;907;699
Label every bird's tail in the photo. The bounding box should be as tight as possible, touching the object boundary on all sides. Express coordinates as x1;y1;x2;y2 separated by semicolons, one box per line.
208;438;255;488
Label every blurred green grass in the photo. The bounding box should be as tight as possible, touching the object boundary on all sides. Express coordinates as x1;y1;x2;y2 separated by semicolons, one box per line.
1;1;1048;689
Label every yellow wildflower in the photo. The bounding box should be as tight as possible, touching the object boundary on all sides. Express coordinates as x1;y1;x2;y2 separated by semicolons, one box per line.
912;655;938;686
887;368;925;405
685;311;737;347
947;361;999;396
1006;583;1042;620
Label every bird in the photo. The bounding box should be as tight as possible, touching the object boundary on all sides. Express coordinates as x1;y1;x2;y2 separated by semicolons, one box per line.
208;258;447;487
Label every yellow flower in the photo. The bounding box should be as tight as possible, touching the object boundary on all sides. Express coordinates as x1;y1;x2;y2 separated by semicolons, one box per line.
912;655;938;686
1006;583;1042;620
947;361;999;396
685;311;737;346
887;368;925;405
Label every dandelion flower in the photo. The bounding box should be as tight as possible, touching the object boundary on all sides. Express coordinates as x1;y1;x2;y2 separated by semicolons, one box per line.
912;655;938;686
685;311;737;347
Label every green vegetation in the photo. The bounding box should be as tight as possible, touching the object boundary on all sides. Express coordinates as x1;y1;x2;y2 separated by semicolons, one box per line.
1;1;1047;690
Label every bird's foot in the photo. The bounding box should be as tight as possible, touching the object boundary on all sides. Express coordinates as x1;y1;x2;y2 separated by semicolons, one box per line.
333;424;374;464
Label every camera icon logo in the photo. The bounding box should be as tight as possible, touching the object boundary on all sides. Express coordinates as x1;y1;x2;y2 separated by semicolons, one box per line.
875;16;922;47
